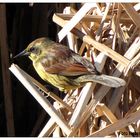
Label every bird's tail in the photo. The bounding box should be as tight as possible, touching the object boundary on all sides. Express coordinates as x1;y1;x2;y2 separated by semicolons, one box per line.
76;74;126;88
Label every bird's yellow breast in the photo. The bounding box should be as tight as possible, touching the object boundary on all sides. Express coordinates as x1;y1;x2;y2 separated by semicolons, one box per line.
32;61;82;91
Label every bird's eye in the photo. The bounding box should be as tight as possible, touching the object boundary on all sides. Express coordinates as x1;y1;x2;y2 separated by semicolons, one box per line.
29;47;35;52
29;47;40;55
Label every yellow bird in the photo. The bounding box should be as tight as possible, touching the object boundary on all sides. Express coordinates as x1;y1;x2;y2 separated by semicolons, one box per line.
14;37;126;92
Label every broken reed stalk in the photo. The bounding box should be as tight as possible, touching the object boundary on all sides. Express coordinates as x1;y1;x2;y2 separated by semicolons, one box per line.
107;80;130;114
95;3;111;41
125;96;140;117
69;83;95;126
38;92;72;137
64;7;78;53
53;13;130;67
53;126;61;137
121;3;140;28
88;109;140;137
38;93;72;137
58;3;97;41
96;104;129;135
124;52;140;76
9;64;71;136
55;13;133;24
108;37;140;112
18;67;73;112
38;118;57;137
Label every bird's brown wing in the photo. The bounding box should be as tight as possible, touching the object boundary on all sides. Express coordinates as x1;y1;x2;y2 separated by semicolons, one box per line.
40;43;98;76
39;46;93;76
41;60;91;76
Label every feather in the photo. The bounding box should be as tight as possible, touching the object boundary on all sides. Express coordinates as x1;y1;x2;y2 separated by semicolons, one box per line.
76;74;126;87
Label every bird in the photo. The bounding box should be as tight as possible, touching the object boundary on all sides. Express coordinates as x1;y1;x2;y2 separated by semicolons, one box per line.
14;37;126;92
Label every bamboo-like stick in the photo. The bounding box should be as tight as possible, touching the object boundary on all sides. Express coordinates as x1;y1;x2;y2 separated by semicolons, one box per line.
38;118;57;137
69;82;95;127
68;6;93;37
97;104;129;135
123;37;140;59
117;53;140;117
135;70;140;77
58;3;96;41
83;35;130;67
19;66;73;112
112;4;123;48
39;100;71;137
52;102;65;137
53;13;130;67
63;7;78;53
107;81;129;114
98;104;119;123
127;27;139;47
88;109;140;137
53;126;61;137
94;47;108;73
68;86;112;136
124;52;140;76
125;96;140;117
95;3;111;41
121;3;140;28
108;37;140;112
134;3;140;11
9;64;71;136
55;13;133;24
78;121;88;136
78;42;87;55
95;3;102;15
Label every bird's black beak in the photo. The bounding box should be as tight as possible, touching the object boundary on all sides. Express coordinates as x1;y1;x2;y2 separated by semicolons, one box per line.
14;50;30;59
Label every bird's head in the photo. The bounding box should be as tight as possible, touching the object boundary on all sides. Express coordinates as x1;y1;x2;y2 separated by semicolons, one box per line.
14;37;50;61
